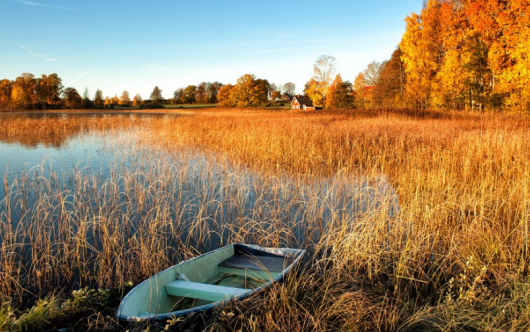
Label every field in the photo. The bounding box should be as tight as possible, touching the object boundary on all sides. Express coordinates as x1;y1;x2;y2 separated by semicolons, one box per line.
1;108;530;331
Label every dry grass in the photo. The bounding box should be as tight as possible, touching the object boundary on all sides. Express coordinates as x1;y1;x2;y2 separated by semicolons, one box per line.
1;108;530;331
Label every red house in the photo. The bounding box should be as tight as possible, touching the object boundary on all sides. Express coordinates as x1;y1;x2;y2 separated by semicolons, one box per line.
291;95;315;111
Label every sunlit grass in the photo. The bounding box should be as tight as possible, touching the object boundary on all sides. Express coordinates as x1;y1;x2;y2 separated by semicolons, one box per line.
1;108;530;331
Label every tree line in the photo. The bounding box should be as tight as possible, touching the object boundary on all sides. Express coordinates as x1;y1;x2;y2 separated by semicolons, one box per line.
3;1;529;112
1;73;64;110
300;0;530;112
0;55;405;111
0;72;302;110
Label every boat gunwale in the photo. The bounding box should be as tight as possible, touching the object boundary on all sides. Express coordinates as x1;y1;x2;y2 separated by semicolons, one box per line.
117;243;306;322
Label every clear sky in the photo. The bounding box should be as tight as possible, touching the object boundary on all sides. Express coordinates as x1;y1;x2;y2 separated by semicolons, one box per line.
0;0;423;99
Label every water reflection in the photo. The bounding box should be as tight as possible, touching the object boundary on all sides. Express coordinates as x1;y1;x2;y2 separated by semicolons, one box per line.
1;130;399;249
0;112;174;149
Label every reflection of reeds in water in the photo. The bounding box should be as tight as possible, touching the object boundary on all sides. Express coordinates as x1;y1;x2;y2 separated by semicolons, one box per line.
0;114;155;148
0;144;398;300
1;108;530;330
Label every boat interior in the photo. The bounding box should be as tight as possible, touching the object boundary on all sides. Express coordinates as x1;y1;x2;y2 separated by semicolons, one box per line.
121;245;295;318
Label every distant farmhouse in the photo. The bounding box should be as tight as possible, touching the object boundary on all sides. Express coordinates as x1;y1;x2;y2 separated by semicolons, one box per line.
291;95;315;112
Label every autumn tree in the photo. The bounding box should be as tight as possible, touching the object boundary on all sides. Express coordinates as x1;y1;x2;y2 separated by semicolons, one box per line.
44;73;63;107
0;73;63;109
398;0;518;110
305;55;336;106
325;74;354;109
355;61;387;107
304;79;324;107
363;61;386;87
486;0;529;111
173;88;184;104
353;73;365;94
11;84;28;110
11;73;36;109
150;86;163;104
120;91;130;106
34;73;63;108
217;75;269;107
353;73;368;108
35;75;48;108
208;82;223;103
400;0;444;108
183;85;197;104
133;93;142;106
0;79;12;109
217;84;234;107
373;48;406;107
62;87;82;109
194;82;208;104
230;74;270;107
250;78;270;106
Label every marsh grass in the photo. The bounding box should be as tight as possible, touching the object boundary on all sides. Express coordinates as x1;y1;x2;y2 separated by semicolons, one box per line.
1;108;530;331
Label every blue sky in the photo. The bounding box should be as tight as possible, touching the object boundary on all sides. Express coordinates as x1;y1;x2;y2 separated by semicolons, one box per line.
0;0;423;99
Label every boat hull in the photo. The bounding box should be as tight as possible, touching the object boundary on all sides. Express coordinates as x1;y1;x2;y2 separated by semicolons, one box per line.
117;244;305;322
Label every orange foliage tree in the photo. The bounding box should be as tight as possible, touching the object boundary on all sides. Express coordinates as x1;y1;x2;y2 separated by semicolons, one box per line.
325;74;354;109
400;0;530;112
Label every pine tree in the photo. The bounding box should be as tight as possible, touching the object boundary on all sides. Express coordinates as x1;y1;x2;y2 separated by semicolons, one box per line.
150;86;163;104
94;89;104;108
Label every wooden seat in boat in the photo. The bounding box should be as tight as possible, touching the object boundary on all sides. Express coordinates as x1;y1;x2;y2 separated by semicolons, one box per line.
218;254;292;273
165;280;249;302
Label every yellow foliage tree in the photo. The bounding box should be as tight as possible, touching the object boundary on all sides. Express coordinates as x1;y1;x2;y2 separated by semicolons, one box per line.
304;79;324;107
400;0;530;112
220;74;269;108
217;84;234;107
400;1;444;108
495;0;530;111
325;74;354;109
0;79;12;109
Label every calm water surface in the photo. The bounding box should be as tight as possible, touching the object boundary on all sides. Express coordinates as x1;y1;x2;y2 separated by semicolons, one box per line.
0;113;164;201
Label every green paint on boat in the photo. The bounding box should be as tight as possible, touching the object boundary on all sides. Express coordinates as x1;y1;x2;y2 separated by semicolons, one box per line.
117;244;305;322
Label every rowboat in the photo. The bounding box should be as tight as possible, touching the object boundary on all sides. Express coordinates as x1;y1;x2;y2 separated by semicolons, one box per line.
117;244;306;322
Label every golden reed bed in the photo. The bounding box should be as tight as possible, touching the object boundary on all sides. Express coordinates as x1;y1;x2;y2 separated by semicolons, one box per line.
1;108;530;331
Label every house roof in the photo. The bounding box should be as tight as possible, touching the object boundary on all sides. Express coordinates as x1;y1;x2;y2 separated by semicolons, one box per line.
291;95;314;107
